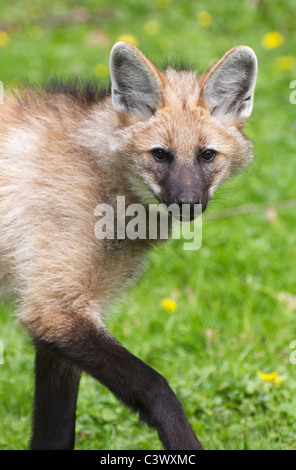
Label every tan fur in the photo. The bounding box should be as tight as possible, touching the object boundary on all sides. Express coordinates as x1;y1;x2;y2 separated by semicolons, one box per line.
0;43;256;342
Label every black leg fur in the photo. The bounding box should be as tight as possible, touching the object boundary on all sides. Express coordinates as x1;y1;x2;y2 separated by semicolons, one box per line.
33;319;203;450
30;343;81;450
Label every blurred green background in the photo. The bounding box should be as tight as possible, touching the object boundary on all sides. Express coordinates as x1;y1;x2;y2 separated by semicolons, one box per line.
0;0;296;450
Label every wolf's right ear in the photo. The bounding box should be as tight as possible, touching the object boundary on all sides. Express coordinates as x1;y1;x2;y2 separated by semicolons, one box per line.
109;41;165;120
199;46;258;125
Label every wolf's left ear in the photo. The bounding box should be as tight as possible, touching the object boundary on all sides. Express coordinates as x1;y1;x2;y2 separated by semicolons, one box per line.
199;46;258;125
109;41;165;119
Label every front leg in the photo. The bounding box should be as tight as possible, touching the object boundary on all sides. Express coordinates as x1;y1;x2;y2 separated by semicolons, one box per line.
31;344;81;450
32;316;202;450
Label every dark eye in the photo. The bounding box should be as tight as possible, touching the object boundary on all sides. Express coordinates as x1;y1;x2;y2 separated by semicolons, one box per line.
151;148;171;162
201;148;216;162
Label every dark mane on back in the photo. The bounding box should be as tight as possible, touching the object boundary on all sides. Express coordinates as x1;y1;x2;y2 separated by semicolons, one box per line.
44;76;111;106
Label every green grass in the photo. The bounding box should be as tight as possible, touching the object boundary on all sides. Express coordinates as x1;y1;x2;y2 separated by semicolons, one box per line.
1;0;296;450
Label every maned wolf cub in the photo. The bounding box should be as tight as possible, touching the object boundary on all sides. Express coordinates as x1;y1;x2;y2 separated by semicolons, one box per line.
0;41;257;450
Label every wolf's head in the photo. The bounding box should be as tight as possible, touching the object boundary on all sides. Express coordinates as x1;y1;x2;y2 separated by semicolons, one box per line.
109;41;257;217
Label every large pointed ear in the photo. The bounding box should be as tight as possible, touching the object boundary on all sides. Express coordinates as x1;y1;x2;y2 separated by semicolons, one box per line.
199;46;258;125
109;41;165;119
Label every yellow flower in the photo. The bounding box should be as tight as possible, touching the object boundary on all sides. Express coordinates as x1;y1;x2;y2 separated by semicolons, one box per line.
197;11;213;27
161;297;177;313
144;20;160;36
261;31;284;50
275;55;294;70
257;370;278;381
257;370;286;387
116;34;138;47
0;31;10;47
95;63;109;78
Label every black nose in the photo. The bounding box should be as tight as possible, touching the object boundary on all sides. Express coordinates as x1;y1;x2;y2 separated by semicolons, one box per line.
175;196;201;220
